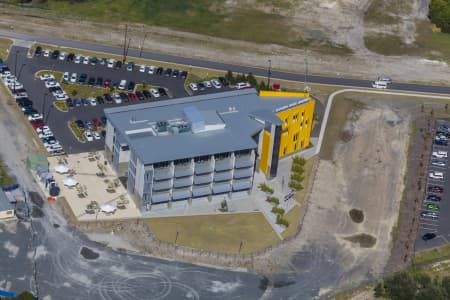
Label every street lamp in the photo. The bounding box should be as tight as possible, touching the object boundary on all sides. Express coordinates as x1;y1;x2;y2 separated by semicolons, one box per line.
41;92;48;118
44;104;53;124
267;59;272;89
13;50;19;93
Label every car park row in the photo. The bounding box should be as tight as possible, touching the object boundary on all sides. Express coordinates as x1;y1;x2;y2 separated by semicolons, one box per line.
0;62;64;155
419;121;450;242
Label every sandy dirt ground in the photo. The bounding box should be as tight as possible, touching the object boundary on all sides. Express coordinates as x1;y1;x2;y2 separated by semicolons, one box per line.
0;1;448;86
255;98;411;297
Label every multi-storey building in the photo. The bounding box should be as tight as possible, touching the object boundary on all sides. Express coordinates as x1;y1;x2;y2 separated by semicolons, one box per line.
104;89;314;211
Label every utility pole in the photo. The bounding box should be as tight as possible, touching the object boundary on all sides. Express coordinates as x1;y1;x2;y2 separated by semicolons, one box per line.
304;48;308;86
267;59;272;89
139;32;148;58
125;38;131;63
122;24;128;64
41;92;48;118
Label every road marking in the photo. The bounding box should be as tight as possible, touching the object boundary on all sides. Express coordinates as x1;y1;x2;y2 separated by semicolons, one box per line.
419;228;438;232
438;235;449;243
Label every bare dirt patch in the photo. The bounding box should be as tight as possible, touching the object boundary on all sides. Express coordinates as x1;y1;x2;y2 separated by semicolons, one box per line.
349;209;364;223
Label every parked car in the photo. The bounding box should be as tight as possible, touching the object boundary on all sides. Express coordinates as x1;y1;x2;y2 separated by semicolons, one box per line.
119;80;127;90
84;131;93;141
127;81;135;92
148;66;156;74
28;114;43;121
189;83;198;92
435;140;448;146
101;116;107;126
431;160;446;167
429;171;444;180
103;79;112;89
119;93;129;102
422;233;436;241
113;93;122;104
70;73;77;83
75;120;85;129
150;88;160;98
74;55;82;64
164;68;172;77
59;52;67;60
427;203;440;211
420;211;439;219
127;62;134;71
100;58;107;65
107;59;115;68
158;87;167;96
211;79;222;89
142;90;151;99
63;72;69;82
103;94;112;104
172;69;179;77
203;80;212;88
95;77;103;87
83;56;90;64
93;131;101;140
90;57;98;66
139;65;146;72
197;82;205;90
135;91;145;101
432;151;447;159
34;46;42;57
88;77;96;86
156;67;164;75
92;118;102;128
114;61;122;69
78;73;87;84
377;76;392;84
66;53;75;62
81;98;89;106
51;50;60;59
180;71;188;79
428;186;444;193
89;98;97;106
128;92;136;101
73;98;81;107
39;73;55;81
236;82;251;89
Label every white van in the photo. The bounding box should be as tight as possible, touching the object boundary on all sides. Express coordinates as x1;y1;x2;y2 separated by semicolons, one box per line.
378;76;392;84
372;81;388;89
119;79;127;90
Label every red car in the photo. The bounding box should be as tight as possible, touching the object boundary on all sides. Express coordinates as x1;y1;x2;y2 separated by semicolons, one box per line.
31;120;45;129
92;117;102;128
103;79;111;89
135;91;145;101
428;185;444;194
128;92;136;101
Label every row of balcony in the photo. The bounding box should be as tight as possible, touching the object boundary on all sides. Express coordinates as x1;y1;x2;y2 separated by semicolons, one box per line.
152;152;255;180
149;179;252;204
152;167;254;191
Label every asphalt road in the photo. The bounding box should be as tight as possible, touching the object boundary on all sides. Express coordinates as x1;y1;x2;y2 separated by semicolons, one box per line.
416;120;450;250
1;30;450;95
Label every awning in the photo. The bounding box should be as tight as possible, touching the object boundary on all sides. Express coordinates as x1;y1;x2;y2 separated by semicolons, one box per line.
54;164;70;174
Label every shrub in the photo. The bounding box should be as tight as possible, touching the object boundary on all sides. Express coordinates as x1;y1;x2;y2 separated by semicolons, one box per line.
289;181;303;190
291;164;304;174
271;206;285;215
429;0;450;33
276;215;289;227
259;183;274;194
290;173;304;182
266;196;280;205
292;156;306;166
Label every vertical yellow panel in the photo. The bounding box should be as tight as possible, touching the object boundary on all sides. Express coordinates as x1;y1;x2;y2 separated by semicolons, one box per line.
259;131;271;174
276;99;315;158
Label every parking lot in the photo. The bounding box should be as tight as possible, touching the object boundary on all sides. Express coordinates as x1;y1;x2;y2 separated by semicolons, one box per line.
416;120;450;250
5;45;233;154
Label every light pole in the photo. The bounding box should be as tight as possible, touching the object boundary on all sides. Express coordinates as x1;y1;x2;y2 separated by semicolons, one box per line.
44;105;53;124
267;59;272;89
304;48;308;86
13;50;19;93
139;32;147;58
41;92;48;117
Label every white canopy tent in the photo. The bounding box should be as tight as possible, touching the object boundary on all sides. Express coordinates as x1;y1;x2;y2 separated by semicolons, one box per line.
63;177;78;187
54;164;70;174
100;204;116;214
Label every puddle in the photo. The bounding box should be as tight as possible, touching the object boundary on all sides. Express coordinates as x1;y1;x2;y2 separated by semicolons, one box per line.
343;234;376;248
80;247;99;260
349;209;364;223
53;223;60;228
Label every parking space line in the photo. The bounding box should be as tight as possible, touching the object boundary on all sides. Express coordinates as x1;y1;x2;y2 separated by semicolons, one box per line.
419;222;439;227
438;235;449;243
419;228;438;232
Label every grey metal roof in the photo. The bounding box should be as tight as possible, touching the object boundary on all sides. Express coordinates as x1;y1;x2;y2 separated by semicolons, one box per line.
0;190;14;211
105;89;310;164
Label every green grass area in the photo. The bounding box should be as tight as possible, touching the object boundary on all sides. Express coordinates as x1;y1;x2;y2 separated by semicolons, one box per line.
0;37;13;61
35;70;63;81
0;161;14;187
68;121;86;143
365;20;450;62
414;244;450;266
144;212;280;254
63;82;107;99
53;101;68;112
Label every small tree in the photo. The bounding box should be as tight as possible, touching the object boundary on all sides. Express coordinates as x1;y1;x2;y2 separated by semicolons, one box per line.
225;70;235;84
259;80;267;91
142;80;147;89
246;73;257;87
71;89;78;97
220;198;228;212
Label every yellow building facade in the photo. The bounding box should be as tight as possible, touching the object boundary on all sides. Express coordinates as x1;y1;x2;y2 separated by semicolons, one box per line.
257;91;315;177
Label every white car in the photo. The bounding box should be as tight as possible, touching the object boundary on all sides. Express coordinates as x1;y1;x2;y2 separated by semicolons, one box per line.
372;81;388;89
59;52;67;60
211;79;222;89
431;160;446;167
139;65;146;72
150;88;160;98
236;82;251;89
8;82;23;90
36;126;51;134
45;79;59;88
89;97;97;106
55;93;69;101
378;76;392;84
148;66;156;74
84;131;94;142
113;93;122;104
83;56;90;64
203;80;212;88
432;151;448;159
39;74;55;81
28;114;43;121
74;55;82;64
107;59;115;68
93;131;101;140
429;171;444;180
119;79;127;90
189;82;198;91
43;49;51;57
70;73;77;83
14;92;28;99
63;72;69;81
0;71;11;79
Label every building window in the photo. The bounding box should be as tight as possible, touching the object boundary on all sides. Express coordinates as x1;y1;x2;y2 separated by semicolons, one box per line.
283;146;287;155
294;143;297;150
305;119;308;128
293;114;298;122
215;152;231;160
175;158;190;165
285;117;288;124
293;133;298;142
300;121;303;129
195;155;210;163
154;161;170;169
301;140;304;148
302;111;305;117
